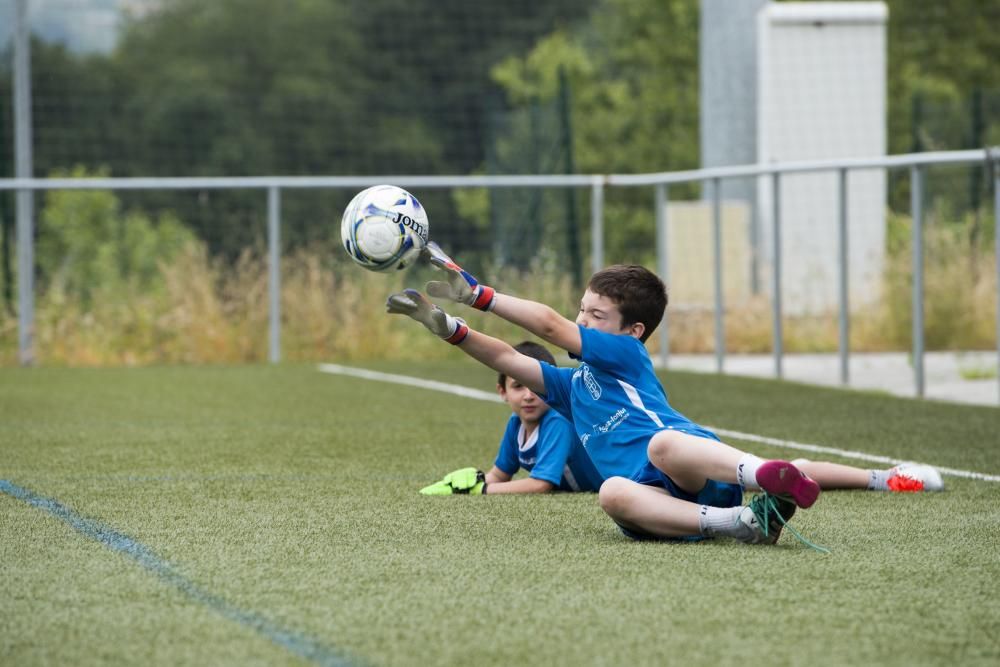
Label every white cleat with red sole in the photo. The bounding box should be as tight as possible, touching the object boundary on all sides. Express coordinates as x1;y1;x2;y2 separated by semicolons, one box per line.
887;463;944;492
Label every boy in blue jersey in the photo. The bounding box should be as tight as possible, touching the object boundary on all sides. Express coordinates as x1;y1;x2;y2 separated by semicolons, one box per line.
419;341;604;495
387;245;823;545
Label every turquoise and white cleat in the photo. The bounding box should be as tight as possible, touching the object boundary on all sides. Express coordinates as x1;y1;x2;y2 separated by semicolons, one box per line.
735;493;797;545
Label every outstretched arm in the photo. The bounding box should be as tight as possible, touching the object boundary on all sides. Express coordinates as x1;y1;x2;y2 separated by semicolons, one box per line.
484;467;554;494
386;289;545;394
461;328;545;394
491;294;581;358
419;466;554;495
423;242;582;357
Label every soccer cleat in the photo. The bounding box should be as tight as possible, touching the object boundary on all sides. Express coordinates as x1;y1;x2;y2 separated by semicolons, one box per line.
887;463;944;492
734;494;797;545
756;460;821;509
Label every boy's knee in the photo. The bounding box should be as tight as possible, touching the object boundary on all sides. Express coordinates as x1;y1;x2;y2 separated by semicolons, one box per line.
599;476;633;517
647;429;680;462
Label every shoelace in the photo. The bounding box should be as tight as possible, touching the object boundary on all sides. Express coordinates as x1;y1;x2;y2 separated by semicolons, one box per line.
755;493;831;555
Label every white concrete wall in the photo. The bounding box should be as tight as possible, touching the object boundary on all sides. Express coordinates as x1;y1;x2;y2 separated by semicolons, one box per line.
756;2;888;314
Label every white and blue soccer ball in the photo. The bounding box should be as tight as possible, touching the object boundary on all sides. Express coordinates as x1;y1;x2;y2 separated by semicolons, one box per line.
340;185;429;272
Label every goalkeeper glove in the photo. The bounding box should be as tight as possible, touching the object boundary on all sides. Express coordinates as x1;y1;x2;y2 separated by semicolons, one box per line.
419;468;487;495
423;242;497;312
386;289;469;345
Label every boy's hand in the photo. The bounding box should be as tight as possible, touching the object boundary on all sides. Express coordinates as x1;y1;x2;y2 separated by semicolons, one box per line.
423;242;496;312
419;467;487;495
386;289;469;345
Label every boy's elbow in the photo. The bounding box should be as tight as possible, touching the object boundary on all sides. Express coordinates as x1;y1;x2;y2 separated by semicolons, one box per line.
539;308;568;340
533;480;555;493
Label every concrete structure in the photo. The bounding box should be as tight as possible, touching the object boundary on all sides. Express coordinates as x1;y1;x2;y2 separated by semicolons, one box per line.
700;1;888;314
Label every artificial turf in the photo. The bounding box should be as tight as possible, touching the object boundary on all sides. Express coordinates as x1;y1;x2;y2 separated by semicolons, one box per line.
2;362;998;666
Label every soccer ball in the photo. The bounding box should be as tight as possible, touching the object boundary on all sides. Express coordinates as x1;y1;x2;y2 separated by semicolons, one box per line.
340;185;429;272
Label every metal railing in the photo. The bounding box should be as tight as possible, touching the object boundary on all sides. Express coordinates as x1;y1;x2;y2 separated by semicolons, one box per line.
2;147;999;403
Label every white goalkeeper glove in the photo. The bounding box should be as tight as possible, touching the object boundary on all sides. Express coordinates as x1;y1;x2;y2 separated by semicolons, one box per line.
422;242;497;312
386;288;470;345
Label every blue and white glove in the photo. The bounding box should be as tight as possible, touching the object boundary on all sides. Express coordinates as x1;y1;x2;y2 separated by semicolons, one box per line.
423;242;497;312
386;288;469;345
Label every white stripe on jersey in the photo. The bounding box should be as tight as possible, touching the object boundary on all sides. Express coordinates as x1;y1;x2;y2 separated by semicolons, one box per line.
617;379;665;428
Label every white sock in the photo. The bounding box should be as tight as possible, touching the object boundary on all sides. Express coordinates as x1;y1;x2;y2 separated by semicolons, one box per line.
698;505;744;537
868;469;890;491
736;454;765;490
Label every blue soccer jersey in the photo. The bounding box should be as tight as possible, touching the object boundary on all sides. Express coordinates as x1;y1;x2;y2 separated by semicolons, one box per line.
539;325;723;486
494;409;603;492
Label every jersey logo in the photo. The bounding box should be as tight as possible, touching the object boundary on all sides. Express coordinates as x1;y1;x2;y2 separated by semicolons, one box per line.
582;366;602;400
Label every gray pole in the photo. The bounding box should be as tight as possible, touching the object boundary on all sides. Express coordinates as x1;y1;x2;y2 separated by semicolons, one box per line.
655;184;669;369
994;162;999;405
911;166;925;398
772;173;783;379
14;0;34;366
837;168;850;385
268;187;281;363
590;179;604;274
750;197;761;295
711;178;724;373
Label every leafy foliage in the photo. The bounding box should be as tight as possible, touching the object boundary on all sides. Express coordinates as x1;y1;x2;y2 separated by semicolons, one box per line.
36;167;196;305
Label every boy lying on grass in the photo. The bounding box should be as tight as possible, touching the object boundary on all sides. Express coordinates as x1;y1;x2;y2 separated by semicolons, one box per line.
420;341;603;495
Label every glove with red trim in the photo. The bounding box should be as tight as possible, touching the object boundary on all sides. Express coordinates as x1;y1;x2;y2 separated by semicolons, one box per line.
386;288;469;345
423;242;497;312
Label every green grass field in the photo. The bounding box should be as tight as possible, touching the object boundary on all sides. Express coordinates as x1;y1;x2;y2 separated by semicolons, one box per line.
2;361;999;666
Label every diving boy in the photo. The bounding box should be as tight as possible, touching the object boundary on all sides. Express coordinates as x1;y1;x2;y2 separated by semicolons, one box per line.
388;245;821;545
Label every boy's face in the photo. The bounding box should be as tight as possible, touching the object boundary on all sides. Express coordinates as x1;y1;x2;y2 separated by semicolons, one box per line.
576;289;645;339
498;376;549;425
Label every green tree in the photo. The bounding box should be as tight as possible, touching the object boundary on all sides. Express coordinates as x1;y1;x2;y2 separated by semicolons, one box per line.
36;167;196;305
100;0;593;255
489;0;701;265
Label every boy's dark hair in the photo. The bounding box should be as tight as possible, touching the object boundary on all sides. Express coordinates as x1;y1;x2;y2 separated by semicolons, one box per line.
498;341;556;388
587;264;668;342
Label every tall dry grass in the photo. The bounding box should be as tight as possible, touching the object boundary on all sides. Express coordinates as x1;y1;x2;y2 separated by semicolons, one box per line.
0;221;995;367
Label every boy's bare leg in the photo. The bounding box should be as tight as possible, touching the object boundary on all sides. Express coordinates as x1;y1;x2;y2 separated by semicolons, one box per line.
792;460;870;489
647;429;820;508
646;429;748;492
598;477;702;538
599;476;794;544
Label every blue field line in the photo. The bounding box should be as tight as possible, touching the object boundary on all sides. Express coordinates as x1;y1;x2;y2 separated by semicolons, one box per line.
38;473;347;483
0;479;358;667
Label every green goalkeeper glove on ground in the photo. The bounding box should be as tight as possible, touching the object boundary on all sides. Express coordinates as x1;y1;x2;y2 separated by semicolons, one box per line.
419;467;487;495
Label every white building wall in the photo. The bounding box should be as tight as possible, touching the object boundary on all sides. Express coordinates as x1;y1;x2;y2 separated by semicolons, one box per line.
756;2;888;314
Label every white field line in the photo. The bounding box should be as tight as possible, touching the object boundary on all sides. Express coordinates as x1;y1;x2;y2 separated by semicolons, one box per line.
317;363;1000;483
317;363;503;403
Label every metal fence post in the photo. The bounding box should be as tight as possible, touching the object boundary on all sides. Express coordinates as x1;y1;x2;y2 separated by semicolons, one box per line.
591;178;604;274
911;165;925;398
711;178;724;372
772;172;783;379
14;0;34;366
268;187;281;364
837;168;850;385
655;184;669;369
